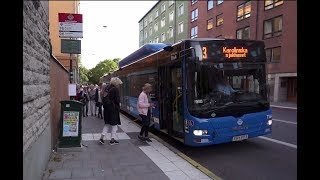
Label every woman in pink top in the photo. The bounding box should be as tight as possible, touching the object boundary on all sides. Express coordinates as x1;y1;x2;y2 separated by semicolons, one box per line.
137;83;155;142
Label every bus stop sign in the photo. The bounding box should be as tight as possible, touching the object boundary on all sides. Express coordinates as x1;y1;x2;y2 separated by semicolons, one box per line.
61;39;81;54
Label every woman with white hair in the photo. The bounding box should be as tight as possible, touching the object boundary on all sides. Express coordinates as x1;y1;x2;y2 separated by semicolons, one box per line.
99;77;123;145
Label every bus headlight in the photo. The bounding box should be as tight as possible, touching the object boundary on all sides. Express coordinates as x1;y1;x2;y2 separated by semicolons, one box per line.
267;120;272;126
193;130;208;136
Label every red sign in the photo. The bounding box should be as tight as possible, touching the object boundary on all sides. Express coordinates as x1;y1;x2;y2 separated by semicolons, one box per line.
58;13;83;38
59;13;82;23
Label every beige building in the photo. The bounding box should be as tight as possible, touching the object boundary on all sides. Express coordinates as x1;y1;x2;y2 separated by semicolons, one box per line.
49;0;81;83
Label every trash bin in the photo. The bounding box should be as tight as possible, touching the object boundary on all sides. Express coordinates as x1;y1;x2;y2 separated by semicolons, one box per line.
58;100;83;148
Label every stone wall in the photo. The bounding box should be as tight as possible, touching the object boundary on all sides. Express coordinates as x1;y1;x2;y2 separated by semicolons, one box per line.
23;1;51;180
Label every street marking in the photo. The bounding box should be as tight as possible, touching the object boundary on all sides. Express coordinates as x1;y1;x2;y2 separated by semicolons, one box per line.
272;118;297;125
271;105;297;110
258;136;297;149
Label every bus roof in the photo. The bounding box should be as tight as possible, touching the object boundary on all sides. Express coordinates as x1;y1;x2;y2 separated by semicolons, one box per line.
119;43;170;68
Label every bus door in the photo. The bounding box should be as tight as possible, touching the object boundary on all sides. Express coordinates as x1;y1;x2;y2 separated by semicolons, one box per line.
159;64;184;139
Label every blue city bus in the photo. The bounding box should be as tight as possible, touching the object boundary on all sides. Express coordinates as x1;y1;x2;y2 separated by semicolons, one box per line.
102;38;272;146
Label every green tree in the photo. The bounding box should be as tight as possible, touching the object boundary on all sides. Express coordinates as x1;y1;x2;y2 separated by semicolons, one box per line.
88;58;119;84
79;66;89;84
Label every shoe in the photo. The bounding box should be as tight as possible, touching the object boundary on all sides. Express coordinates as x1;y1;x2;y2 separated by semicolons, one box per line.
138;135;145;141
145;137;152;142
99;139;105;145
109;140;119;145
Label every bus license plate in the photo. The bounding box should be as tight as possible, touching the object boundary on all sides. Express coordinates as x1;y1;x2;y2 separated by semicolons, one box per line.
232;134;248;141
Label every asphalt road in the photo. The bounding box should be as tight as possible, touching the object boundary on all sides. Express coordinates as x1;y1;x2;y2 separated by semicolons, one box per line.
151;107;297;180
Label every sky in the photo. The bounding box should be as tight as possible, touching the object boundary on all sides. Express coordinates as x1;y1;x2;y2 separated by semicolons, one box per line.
79;1;157;69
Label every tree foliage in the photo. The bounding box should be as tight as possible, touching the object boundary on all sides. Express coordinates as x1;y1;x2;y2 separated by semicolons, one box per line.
87;58;119;84
79;66;89;84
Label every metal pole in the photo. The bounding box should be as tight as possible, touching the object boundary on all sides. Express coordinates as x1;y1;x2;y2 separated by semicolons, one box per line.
70;53;73;83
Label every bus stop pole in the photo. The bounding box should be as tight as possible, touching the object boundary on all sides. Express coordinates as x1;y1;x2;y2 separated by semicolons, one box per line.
70;53;74;100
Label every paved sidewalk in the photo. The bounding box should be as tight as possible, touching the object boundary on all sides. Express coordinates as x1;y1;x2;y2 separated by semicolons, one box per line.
42;114;212;180
270;101;297;110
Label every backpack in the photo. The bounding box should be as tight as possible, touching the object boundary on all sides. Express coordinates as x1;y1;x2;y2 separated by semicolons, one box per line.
103;85;115;105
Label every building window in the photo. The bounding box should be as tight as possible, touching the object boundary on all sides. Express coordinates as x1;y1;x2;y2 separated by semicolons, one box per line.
178;22;184;33
155;10;159;18
168;27;174;38
237;1;251;21
207;18;213;30
191;0;198;5
191;26;198;39
145;31;148;39
155;37;159;43
216;14;223;26
191;9;198;22
161;33;166;42
266;47;281;62
169;11;174;22
217;0;223;5
161;3;166;13
265;0;283;10
236;27;250;39
178;4;184;16
150;27;152;35
154;23;158;32
169;0;174;7
264;16;282;39
149;40;152;43
144;19;148;27
161;17;166;28
149;16;152;23
208;0;214;10
140;23;143;31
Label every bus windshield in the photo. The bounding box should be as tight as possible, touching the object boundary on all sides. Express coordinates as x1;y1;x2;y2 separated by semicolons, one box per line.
186;40;271;118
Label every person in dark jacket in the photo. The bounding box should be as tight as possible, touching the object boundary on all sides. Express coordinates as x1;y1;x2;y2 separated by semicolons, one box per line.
95;83;103;118
99;77;123;145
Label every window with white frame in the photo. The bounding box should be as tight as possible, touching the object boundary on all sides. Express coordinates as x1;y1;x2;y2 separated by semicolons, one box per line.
265;47;281;62
161;17;166;27
155;10;159;18
154;23;158;31
144;19;148;27
169;0;174;6
178;22;183;33
217;0;223;5
178;4;184;16
168;27;174;38
155;37;159;43
161;33;166;42
264;16;282;39
236;26;250;39
208;0;214;10
191;0;198;5
191;26;198;39
150;27;152;36
265;0;283;10
149;16;152;23
169;11;174;22
191;8;198;22
207;18;213;30
237;1;251;21
161;3;166;13
145;31;148;39
216;14;223;26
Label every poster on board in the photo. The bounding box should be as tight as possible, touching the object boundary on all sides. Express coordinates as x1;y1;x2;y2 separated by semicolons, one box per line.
68;84;77;96
63;111;79;137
